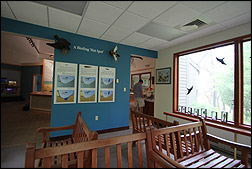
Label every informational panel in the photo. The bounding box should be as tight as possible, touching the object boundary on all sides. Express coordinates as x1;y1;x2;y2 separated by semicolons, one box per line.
78;64;98;103
42;59;54;92
98;66;115;102
53;62;77;104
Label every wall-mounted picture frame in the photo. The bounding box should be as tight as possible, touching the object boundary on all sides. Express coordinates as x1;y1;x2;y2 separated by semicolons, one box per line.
221;111;228;122
211;111;218;120
156;67;171;84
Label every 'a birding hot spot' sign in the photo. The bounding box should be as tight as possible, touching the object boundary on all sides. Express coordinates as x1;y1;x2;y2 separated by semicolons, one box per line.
73;45;104;54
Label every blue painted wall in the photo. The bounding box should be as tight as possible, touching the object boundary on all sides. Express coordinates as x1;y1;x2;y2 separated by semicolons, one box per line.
1;17;157;137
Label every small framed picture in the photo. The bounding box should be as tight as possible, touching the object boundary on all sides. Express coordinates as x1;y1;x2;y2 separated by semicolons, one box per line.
211;111;218;120
221;111;228;122
181;106;186;113
178;105;181;112
194;108;199;116
156;67;171;84
188;107;192;115
201;108;207;118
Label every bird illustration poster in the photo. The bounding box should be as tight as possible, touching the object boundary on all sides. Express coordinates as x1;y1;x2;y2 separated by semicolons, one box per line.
42;59;54;92
78;64;98;103
53;61;77;104
98;66;116;102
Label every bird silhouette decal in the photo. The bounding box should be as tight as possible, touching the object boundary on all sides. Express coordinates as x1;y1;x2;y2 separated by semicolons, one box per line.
216;57;226;65
109;45;120;62
46;35;71;55
187;86;193;95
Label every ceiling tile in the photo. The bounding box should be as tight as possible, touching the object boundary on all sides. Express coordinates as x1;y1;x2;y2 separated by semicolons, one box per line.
102;1;133;10
220;11;251;28
49;7;82;34
190;24;226;38
35;1;87;16
120;32;152;46
137;37;168;49
137;22;186;41
153;3;201;28
100;35;120;43
78;18;110;38
8;1;48;27
167;34;197;47
1;1;15;20
78;31;102;39
127;1;177;20
113;11;150;32
204;1;251;23
151;41;173;51
101;26;133;42
180;1;226;14
84;1;124;25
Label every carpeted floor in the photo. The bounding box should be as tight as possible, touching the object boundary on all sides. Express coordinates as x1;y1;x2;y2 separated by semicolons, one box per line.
1;101;51;147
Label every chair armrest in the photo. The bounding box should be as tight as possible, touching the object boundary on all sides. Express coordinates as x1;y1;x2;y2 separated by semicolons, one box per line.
207;133;251;151
37;125;75;143
37;124;75;133
149;149;185;168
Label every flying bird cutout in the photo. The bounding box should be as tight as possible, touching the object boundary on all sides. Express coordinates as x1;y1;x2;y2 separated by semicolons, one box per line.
46;35;71;55
216;57;227;65
109;45;120;62
187;86;193;95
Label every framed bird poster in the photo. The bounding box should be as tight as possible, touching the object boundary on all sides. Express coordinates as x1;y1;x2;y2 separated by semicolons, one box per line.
98;66;116;103
156;67;171;84
78;64;98;103
53;61;77;104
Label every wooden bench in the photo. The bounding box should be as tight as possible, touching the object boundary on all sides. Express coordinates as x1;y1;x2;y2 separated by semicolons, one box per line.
131;110;196;157
25;111;98;168
145;118;251;168
25;130;175;168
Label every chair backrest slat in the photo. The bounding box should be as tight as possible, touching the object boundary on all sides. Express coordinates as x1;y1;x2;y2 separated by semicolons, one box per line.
127;142;133;168
198;126;204;151
77;151;84;168
188;128;194;154
105;146;110;168
44;157;51;168
116;144;122;168
193;127;199;152
137;140;143;168
91;149;97;168
164;133;170;157
176;131;184;159
183;129;189;156
62;154;68;168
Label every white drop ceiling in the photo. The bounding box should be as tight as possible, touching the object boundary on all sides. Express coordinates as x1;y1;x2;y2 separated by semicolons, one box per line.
1;1;251;51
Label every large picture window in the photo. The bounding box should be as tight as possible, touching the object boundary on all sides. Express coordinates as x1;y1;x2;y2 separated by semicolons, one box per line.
173;34;251;129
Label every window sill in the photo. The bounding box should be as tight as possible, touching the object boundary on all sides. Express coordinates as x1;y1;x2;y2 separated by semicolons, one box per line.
164;111;251;136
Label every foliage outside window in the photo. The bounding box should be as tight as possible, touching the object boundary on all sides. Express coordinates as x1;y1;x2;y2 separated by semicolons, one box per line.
242;40;251;125
174;35;251;129
131;72;151;88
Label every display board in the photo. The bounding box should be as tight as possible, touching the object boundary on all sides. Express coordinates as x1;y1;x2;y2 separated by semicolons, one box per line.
78;64;98;103
53;62;77;104
42;59;54;92
98;66;115;102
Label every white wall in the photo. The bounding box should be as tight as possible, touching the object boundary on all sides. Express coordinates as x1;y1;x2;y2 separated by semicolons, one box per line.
154;22;251;147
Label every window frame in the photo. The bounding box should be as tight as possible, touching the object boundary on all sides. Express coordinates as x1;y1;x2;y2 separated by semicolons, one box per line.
173;34;251;131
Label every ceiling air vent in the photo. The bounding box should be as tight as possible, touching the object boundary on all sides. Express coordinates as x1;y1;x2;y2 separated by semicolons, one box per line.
180;19;207;32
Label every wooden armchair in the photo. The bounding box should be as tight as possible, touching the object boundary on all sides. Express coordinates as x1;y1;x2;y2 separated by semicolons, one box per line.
131;110;196;158
145;118;251;168
27;111;98;168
